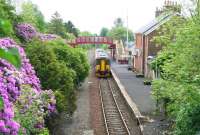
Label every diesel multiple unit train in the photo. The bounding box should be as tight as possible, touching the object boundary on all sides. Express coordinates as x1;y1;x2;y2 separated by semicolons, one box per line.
95;49;111;77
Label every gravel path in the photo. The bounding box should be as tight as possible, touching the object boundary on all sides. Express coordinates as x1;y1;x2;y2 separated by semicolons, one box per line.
51;50;95;135
58;49;106;135
63;77;92;135
50;76;92;135
63;50;98;135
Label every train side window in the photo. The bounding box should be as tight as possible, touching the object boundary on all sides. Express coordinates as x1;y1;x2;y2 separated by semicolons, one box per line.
107;60;110;65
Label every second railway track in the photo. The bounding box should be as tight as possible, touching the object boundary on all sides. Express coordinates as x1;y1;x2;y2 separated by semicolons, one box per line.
99;78;130;135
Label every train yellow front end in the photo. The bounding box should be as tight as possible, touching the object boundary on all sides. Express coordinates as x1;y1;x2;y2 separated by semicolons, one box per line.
95;49;111;78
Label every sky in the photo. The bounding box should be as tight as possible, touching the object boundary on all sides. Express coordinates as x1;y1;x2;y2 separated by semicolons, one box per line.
30;0;180;34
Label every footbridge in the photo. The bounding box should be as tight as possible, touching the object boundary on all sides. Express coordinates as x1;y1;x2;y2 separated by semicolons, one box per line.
68;36;116;59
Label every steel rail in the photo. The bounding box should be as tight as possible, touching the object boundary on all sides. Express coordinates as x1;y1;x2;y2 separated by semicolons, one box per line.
107;79;130;135
99;78;130;135
99;79;110;135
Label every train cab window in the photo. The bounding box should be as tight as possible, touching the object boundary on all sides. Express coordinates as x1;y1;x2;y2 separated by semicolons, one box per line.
96;59;101;65
106;59;110;65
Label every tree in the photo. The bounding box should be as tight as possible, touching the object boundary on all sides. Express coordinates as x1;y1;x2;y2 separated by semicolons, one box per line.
47;12;66;38
0;0;21;37
114;17;123;27
0;0;17;21
20;1;46;32
64;21;79;37
108;17;134;43
79;31;93;36
108;26;134;42
100;27;109;37
151;2;200;134
47;12;79;39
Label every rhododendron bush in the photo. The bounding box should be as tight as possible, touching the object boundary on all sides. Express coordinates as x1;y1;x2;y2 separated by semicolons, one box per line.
38;33;58;41
15;24;37;41
0;38;56;135
15;23;58;42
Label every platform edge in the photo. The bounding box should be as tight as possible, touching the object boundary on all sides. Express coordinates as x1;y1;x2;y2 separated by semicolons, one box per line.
111;69;144;135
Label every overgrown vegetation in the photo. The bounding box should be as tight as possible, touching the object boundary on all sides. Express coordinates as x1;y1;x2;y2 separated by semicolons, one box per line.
47;12;79;40
20;1;46;32
0;0;90;134
0;38;56;134
100;17;134;43
26;39;89;114
53;45;89;85
151;2;200;134
0;0;22;37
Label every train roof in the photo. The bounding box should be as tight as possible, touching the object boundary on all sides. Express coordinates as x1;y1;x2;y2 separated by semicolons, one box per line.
95;48;104;53
95;51;109;59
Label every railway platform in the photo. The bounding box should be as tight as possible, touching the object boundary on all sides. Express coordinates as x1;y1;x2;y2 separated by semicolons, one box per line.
111;62;169;135
111;62;155;115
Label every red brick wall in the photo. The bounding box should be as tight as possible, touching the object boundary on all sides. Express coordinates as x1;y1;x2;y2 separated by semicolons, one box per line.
134;30;163;76
134;33;143;73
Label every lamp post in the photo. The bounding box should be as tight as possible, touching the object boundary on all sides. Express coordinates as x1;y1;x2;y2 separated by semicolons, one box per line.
126;10;129;49
126;9;131;65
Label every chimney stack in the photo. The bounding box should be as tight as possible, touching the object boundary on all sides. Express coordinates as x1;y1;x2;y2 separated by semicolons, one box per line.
155;7;163;17
164;0;167;5
156;0;181;18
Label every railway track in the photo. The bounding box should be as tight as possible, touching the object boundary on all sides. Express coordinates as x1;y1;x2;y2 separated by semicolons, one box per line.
99;78;130;135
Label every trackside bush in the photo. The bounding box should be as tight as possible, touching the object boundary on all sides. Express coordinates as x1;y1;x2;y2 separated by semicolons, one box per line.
48;41;89;85
40;39;90;86
151;18;200;134
0;38;55;134
26;39;89;114
26;40;76;113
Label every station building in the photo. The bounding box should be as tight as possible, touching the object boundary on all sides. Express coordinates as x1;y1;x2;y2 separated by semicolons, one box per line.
133;0;181;79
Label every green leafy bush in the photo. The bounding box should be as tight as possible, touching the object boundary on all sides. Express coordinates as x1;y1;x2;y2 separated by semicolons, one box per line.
0;47;21;69
43;39;90;86
14;85;53;135
0;19;13;37
0;0;22;37
26;40;76;113
53;45;89;85
151;17;200;134
38;128;50;135
54;90;76;114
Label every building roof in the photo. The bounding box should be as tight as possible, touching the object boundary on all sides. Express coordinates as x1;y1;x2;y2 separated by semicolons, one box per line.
136;19;158;34
135;12;177;35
